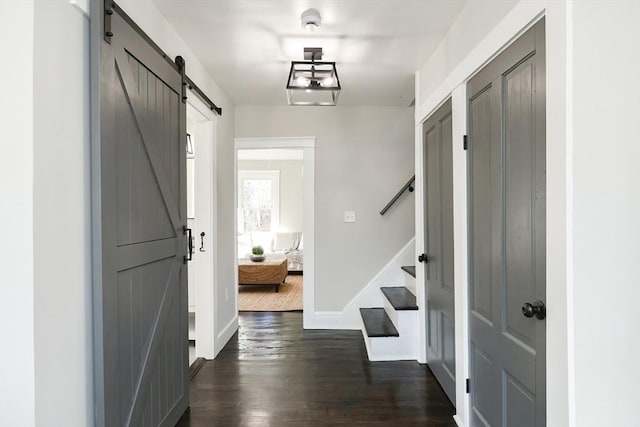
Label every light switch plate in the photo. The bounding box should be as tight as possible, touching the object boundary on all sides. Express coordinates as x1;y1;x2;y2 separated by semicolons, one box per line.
344;210;356;223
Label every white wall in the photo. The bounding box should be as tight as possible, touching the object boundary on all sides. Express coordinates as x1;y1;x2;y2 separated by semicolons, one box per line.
32;2;92;426
0;2;36;426
0;2;92;426
238;159;304;232
416;0;519;107
571;2;640;425
414;1;570;426
235;106;415;312
116;0;239;358
0;0;236;425
417;1;640;426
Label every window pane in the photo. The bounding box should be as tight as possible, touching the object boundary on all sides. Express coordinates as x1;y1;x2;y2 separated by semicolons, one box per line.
242;208;272;232
242;179;272;209
241;179;274;231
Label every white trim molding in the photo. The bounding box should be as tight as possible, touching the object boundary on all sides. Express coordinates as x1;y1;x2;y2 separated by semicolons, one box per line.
235;137;316;150
69;0;89;17
186;89;219;359
215;315;238;356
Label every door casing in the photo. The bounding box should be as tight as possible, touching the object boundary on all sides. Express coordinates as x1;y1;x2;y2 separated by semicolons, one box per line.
186;93;218;359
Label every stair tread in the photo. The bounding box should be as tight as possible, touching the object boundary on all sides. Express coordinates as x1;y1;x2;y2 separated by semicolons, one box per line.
401;265;416;278
380;287;418;310
359;308;399;337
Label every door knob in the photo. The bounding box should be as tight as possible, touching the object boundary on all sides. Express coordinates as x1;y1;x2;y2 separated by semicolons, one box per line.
522;300;546;320
418;253;429;263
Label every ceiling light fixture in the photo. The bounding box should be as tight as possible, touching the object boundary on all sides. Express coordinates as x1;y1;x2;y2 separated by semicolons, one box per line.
301;8;321;31
286;47;341;106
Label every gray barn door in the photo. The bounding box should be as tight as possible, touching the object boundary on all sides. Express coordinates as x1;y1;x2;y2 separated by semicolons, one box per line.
467;19;546;427
423;99;456;404
93;4;189;426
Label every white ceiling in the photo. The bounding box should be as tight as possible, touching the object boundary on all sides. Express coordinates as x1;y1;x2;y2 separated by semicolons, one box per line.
151;0;467;106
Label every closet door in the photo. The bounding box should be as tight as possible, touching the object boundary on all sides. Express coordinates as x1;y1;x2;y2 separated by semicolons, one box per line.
467;19;546;427
423;98;456;404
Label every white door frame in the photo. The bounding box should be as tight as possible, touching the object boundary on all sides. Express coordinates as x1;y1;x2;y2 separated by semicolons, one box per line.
187;89;218;359
234;137;315;327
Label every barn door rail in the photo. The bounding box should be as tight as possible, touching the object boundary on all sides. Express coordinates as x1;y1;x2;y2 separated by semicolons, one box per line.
104;0;222;115
379;175;415;216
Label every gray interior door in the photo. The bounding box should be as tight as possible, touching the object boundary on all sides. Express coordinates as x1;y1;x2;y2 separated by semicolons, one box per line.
92;4;189;426
467;19;546;427
423;99;456;404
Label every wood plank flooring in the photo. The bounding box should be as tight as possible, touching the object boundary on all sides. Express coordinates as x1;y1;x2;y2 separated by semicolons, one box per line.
177;312;456;426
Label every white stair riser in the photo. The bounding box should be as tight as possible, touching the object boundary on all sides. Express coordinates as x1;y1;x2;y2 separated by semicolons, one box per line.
402;273;417;297
360;309;417;361
383;297;417;331
362;334;416;361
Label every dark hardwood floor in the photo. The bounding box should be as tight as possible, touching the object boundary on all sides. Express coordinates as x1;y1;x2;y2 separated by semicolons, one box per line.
177;312;456;426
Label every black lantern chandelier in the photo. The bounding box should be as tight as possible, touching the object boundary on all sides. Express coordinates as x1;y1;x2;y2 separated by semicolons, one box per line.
286;47;341;106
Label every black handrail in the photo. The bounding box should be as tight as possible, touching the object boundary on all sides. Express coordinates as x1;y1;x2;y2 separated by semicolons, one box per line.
379;175;415;215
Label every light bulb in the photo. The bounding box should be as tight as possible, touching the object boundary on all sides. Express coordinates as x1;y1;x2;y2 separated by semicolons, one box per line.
304;23;318;31
295;76;310;87
322;77;334;87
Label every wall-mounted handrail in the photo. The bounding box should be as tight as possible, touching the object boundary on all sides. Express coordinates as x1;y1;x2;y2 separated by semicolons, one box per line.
379;175;415;216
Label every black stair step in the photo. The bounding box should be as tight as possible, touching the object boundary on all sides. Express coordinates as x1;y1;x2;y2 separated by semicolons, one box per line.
401;265;416;278
359;308;399;338
381;287;418;310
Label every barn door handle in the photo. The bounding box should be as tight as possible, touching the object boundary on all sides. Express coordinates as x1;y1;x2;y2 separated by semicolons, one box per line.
199;232;206;252
418;253;429;263
183;226;193;263
522;301;546;320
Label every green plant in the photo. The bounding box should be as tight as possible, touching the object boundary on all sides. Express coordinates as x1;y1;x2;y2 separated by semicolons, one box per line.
251;245;264;255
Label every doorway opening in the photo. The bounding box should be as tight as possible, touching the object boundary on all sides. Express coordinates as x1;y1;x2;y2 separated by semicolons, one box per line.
234;138;315;322
236;149;304;311
186;91;217;366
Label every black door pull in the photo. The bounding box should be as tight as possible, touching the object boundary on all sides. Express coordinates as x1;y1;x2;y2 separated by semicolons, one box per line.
183;226;193;263
418;253;429;263
199;232;206;252
522;300;546;320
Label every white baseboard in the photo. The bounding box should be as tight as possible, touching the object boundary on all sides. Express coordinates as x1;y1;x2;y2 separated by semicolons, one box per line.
214;315;238;358
304;311;356;330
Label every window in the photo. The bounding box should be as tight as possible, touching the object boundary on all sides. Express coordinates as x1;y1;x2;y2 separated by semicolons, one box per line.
238;170;280;233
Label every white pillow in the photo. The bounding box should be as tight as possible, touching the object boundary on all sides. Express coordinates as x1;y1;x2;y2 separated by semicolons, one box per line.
273;232;294;252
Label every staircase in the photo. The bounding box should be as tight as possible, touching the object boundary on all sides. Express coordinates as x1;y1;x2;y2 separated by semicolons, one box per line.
359;265;418;361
